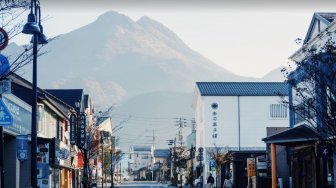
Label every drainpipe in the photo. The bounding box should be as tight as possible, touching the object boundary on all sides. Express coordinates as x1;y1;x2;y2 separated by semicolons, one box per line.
288;85;294;128
238;96;241;151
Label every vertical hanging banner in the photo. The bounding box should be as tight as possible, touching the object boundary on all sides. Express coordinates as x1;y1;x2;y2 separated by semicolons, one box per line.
16;135;28;162
70;113;76;145
79;113;86;148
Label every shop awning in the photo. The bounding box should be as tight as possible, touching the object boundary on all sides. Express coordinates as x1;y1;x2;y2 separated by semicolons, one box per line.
262;124;319;146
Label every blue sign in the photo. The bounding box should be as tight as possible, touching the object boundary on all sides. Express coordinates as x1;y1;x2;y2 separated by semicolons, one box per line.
2;96;31;134
0;98;13;126
0;54;9;76
58;148;69;160
209;160;216;171
70;113;76;145
16;135;28;162
79;113;86;148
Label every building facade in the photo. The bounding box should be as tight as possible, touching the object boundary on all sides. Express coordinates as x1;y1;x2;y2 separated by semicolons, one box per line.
263;12;336;188
192;82;289;187
128;145;153;180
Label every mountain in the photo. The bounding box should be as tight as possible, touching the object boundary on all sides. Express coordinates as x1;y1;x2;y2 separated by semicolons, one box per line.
4;11;261;149
111;91;194;149
261;66;286;82
8;11;254;104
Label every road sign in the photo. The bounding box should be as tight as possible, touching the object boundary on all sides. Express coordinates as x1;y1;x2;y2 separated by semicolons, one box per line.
247;158;256;177
0;79;11;94
16;135;28;162
0;54;10;76
0;98;12;126
0;28;8;50
209;160;216;171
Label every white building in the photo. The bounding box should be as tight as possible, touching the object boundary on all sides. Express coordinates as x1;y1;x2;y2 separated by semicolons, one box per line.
128;145;153;179
192;82;289;186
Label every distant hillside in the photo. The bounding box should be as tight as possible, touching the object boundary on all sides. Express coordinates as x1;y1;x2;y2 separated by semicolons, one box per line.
262;66;286;82
5;11;254;105
4;11;270;149
112;91;194;150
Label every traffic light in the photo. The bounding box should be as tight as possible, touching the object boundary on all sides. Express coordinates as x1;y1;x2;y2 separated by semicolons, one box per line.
197;147;204;162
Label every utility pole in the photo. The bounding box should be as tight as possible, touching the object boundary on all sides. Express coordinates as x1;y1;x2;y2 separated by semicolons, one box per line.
190;145;194;188
147;129;156;181
176;117;186;187
173;137;177;187
152;129;155;181
100;131;105;188
0;126;4;188
119;162;121;183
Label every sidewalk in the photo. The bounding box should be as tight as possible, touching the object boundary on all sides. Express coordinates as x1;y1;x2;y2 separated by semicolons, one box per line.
167;184;192;188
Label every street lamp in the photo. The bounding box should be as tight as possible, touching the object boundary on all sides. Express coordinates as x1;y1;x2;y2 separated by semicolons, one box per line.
22;0;47;187
109;134;115;188
100;131;106;188
168;138;177;187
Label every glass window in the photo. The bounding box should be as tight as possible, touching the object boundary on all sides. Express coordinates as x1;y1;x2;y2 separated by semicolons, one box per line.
270;104;288;118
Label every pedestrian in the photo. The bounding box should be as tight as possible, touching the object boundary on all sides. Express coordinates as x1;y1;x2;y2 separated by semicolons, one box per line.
206;173;214;188
223;175;232;188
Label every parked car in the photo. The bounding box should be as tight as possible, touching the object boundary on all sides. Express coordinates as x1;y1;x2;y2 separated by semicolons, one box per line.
194;176;203;188
91;182;97;188
123;175;130;181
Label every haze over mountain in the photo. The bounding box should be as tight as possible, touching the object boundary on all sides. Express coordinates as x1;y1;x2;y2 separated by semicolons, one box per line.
4;11;283;149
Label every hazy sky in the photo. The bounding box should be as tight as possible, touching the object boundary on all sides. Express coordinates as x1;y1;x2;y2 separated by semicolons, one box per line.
14;0;336;78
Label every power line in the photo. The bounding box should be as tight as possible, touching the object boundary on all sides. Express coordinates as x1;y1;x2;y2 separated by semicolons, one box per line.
111;113;193;119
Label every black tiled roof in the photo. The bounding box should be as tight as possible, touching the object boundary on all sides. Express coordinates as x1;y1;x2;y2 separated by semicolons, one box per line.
45;89;83;109
8;73;72;118
196;82;289;96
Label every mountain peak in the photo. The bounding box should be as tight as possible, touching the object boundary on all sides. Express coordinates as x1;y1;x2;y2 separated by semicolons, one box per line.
96;11;133;25
137;16;155;24
137;16;168;30
137;16;181;42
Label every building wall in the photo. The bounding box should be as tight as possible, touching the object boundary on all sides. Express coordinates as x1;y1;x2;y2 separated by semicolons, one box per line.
194;94;289;184
4;136;19;188
2;94;32;188
130;152;152;171
199;96;289;149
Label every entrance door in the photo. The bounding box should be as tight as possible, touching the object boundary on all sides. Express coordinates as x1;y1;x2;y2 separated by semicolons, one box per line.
292;147;315;188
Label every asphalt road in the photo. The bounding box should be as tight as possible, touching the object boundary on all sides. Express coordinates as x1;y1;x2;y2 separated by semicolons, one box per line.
97;181;171;188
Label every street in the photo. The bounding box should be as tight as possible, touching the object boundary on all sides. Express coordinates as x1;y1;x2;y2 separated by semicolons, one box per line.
97;181;171;188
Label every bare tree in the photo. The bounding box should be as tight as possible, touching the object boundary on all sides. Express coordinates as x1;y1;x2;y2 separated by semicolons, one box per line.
0;0;49;80
207;145;231;188
102;147;123;182
281;36;336;186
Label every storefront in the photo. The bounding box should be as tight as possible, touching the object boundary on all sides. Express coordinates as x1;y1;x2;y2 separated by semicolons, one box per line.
2;94;31;188
263;124;334;188
219;150;266;188
37;137;73;188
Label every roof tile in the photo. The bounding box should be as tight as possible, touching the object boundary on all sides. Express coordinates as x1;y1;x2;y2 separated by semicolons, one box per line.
196;82;288;96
